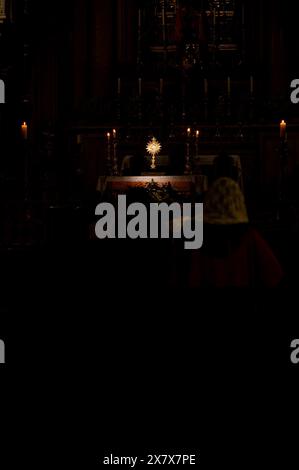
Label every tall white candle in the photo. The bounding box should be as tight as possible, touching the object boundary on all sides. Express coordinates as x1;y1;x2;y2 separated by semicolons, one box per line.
21;122;28;140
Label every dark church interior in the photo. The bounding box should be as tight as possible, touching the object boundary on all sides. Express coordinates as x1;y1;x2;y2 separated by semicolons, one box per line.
1;1;299;467
1;0;299;291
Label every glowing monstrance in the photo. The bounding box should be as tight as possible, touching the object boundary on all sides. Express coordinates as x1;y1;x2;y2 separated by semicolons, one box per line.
146;137;162;170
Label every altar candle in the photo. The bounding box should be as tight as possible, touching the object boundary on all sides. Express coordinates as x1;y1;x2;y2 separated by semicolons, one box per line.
227;77;231;97
107;132;111;143
21;122;28;140
250;76;254;95
138;78;142;97
113;129;117;140
117;78;121;95
195;130;200;155
187;127;191;138
280;120;287;140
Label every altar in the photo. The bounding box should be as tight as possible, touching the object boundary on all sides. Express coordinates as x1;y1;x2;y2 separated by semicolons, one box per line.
96;175;208;197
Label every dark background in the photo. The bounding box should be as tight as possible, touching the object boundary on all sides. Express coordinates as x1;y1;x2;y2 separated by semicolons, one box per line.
0;1;299;467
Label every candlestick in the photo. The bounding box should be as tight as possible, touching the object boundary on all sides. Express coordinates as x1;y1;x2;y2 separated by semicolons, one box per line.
21;122;28;140
204;78;208;97
195;130;200;156
227;77;231;97
280;120;287;141
138;78;142;97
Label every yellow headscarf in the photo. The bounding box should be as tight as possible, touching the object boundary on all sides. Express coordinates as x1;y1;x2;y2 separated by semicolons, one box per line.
204;177;249;225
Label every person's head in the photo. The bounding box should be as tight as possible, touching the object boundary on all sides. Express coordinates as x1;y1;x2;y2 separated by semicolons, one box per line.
204;177;249;226
213;151;237;180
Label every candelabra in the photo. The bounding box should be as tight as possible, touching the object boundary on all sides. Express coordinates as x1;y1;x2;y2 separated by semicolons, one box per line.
112;130;119;176
184;131;192;175
106;133;112;175
277;138;288;222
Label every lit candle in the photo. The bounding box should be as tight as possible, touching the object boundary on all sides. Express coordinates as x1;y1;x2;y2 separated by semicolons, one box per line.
204;78;208;97
160;78;163;95
227;77;231;97
195;130;200;155
187;127;191;138
117;78;121;95
280;120;287;140
250;76;254;95
113;129;117;140
21;122;28;140
138;78;142;97
107;132;111;143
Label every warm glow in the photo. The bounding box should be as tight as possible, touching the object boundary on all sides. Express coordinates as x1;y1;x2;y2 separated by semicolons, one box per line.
21;122;28;140
146;137;161;157
196;130;200;138
146;137;161;170
280;120;287;139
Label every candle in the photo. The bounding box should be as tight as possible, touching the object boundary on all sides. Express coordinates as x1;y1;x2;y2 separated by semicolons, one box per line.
117;78;121;95
160;78;163;95
195;130;200;155
280;120;287;140
250;76;254;95
113;129;117;140
227;77;231;97
21;122;28;140
107;132;111;143
138;78;142;97
187;128;191;138
204;78;208;97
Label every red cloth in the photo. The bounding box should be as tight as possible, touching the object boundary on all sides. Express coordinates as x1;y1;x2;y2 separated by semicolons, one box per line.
189;227;284;288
